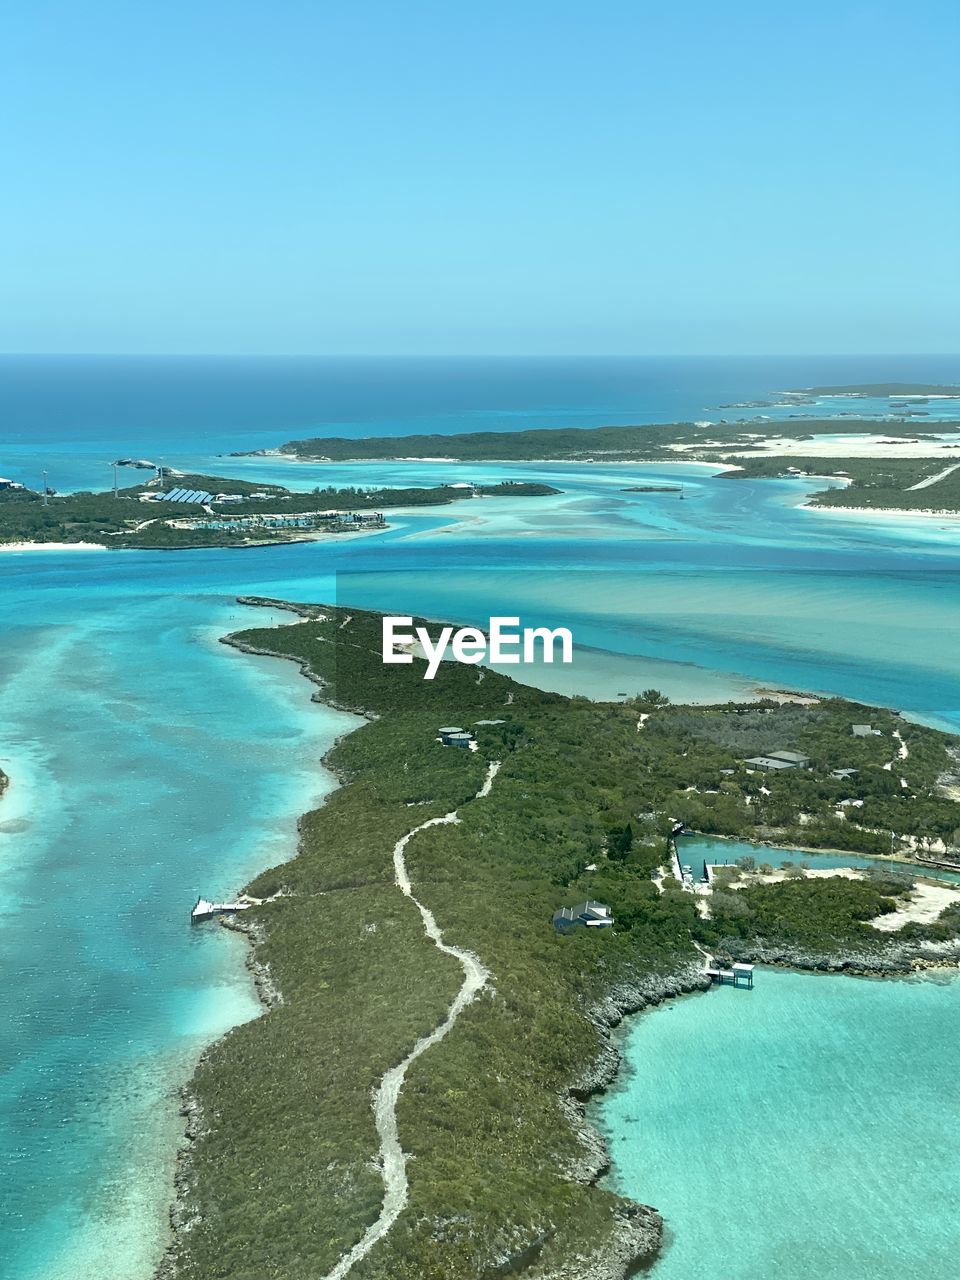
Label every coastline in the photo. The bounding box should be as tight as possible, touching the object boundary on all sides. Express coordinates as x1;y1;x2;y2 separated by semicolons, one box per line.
157;600;674;1280
157;597;960;1280
0;524;391;554
801;501;960;523
157;608;367;1280
0;539;109;552
239;448;740;472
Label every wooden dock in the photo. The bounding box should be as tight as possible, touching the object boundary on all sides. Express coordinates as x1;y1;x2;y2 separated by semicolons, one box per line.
706;963;754;988
191;895;251;923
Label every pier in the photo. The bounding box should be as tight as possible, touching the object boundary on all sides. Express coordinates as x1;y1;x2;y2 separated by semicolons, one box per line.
191;896;252;923
705;963;754;988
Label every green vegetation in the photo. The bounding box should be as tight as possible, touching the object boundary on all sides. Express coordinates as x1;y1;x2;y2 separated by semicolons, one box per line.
652;700;960;854
218;480;558;517
709;875;905;951
258;416;960;465
728;455;960;514
166;604;960;1280
0;475;559;549
795;383;960;397
812;466;960;514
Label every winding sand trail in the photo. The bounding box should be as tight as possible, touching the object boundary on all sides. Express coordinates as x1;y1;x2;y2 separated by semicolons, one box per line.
324;760;501;1280
907;462;960;491
882;730;910;788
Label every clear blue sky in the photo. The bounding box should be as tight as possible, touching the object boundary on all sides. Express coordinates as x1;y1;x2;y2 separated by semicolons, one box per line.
3;1;958;355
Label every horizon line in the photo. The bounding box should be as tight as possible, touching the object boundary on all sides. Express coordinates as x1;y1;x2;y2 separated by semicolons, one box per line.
2;350;960;362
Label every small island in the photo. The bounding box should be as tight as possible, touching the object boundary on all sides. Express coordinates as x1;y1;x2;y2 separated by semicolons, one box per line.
159;600;960;1280
791;383;960;398
232;413;960;516
0;472;559;550
237;402;960;469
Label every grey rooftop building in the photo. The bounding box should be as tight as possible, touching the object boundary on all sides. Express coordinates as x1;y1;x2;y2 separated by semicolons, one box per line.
552;901;614;932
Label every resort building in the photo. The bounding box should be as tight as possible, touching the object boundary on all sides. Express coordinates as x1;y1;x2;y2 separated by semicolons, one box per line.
552;901;614;933
852;723;883;737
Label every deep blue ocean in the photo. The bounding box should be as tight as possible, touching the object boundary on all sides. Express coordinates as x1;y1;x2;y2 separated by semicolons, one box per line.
2;355;960;1279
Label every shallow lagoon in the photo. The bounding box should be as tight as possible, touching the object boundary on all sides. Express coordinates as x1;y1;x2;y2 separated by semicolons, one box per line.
1;445;960;1275
597;967;960;1280
676;834;960;886
0;595;358;1279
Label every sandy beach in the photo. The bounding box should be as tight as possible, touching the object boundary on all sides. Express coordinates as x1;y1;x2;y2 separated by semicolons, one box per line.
721;433;960;460
801;503;960;524
871;880;960;931
0;540;108;552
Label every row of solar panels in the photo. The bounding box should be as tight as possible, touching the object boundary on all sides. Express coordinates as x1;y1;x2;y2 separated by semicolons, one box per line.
158;488;214;504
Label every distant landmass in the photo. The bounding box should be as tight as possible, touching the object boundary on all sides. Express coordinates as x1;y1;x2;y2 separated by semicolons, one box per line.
795;383;960;397
0;472;558;550
252;414;960;466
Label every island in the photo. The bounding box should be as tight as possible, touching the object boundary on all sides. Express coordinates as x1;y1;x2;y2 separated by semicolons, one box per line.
158;600;960;1280
790;383;960;398
0;473;559;550
727;455;960;516
238;412;960;467
225;396;960;516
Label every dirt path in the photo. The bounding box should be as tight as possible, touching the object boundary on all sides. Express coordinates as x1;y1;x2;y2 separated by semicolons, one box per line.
907;462;960;491
324;760;500;1280
882;730;910;787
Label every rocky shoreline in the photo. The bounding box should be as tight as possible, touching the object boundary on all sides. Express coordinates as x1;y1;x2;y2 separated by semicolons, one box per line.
156;596;960;1280
555;961;712;1278
157;598;691;1280
552;922;960;1280
720;934;960;977
154;913;286;1280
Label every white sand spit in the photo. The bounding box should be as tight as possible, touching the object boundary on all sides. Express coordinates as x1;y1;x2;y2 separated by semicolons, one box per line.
0;540;108;552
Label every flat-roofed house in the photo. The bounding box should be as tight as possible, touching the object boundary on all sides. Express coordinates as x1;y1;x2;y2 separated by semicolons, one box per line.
743;755;798;771
766;749;811;767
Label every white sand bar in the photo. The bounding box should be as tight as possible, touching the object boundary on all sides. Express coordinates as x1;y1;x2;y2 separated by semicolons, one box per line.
0;540;108;552
871;881;960;932
727;434;960;460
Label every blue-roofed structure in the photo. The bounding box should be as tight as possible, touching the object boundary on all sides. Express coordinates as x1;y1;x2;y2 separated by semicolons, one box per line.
156;488;213;504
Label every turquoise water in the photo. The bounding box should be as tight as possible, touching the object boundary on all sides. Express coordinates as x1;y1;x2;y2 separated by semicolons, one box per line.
596;968;960;1279
3;357;960;1278
0;593;357;1279
677;835;960;885
2;352;959;492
